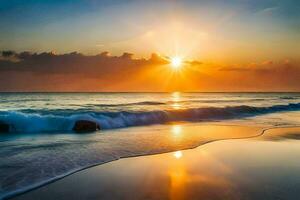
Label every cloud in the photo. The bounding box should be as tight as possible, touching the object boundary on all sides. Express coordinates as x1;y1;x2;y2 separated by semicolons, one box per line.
0;51;299;92
218;67;251;72
261;60;273;65
258;6;279;14
0;51;172;91
185;60;203;66
219;60;298;73
1;50;16;58
216;60;300;91
219;60;274;72
0;51;161;75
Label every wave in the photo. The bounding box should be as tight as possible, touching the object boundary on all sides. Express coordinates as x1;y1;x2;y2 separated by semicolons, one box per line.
165;98;267;104
83;101;166;107
1;103;300;133
84;98;271;107
280;96;299;100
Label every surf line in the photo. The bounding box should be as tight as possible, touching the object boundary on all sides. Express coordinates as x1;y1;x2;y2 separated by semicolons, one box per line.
4;124;300;200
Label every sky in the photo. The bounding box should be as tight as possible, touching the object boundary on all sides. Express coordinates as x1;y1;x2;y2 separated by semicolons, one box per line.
0;0;300;92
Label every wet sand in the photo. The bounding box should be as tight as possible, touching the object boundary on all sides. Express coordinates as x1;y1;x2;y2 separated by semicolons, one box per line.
1;123;264;199
11;127;300;200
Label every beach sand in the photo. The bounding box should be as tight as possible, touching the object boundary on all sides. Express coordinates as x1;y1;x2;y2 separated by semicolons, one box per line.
11;127;300;200
1;123;265;199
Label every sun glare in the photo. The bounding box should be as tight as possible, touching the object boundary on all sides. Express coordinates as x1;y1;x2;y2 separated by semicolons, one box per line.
174;151;183;159
171;57;182;69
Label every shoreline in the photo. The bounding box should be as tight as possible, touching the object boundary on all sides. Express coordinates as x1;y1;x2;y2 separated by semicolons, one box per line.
7;124;300;200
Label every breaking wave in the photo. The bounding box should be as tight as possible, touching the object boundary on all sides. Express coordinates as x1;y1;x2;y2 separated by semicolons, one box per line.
1;103;300;133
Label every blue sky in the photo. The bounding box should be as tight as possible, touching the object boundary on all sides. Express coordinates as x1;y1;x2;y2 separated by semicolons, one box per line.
0;0;300;92
0;0;299;61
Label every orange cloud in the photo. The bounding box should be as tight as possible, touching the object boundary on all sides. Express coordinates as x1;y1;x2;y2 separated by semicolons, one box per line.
0;51;299;92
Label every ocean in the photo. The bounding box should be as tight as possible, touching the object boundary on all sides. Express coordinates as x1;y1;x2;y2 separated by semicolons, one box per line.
1;92;300;132
1;92;300;199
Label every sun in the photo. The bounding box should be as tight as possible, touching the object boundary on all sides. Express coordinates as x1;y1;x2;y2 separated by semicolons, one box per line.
173;151;182;159
170;57;182;69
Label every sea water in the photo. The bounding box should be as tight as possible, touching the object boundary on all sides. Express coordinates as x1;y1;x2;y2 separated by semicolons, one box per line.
0;92;300;132
1;92;300;199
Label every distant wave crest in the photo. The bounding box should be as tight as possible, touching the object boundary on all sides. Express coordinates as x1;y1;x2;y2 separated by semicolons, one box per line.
1;103;300;133
85;101;166;107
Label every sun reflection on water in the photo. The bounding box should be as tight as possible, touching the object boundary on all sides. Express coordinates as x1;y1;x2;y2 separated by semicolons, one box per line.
172;92;181;100
172;125;182;135
171;92;182;109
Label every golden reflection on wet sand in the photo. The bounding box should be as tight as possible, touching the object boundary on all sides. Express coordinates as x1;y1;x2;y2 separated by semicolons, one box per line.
168;148;236;200
14;126;300;200
169;151;186;200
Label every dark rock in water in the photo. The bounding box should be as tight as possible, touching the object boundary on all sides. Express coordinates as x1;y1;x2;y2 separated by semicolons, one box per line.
0;121;10;133
73;120;100;133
